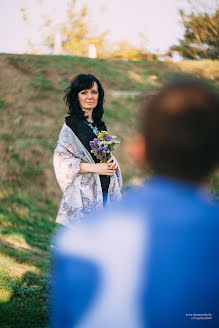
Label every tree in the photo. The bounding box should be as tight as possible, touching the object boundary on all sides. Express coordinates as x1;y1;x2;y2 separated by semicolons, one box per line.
112;41;157;61
21;0;155;60
168;2;219;59
42;0;108;57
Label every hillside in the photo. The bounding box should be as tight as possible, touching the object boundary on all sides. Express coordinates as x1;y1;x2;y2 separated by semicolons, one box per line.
0;54;219;327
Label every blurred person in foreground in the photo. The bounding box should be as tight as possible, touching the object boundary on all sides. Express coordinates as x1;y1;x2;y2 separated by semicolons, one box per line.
50;77;219;328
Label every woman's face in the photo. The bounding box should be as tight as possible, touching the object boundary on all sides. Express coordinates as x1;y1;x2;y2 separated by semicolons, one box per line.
78;81;99;112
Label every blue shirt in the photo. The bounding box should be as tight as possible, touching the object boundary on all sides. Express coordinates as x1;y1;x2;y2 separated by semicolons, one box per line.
51;177;219;328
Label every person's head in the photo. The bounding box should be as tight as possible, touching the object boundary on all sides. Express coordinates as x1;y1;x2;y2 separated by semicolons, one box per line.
138;77;219;183
64;74;104;124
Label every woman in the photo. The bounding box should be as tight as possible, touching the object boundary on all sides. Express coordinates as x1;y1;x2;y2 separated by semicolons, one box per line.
53;74;122;228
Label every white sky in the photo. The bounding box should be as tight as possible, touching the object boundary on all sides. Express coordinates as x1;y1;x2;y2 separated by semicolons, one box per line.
0;0;216;54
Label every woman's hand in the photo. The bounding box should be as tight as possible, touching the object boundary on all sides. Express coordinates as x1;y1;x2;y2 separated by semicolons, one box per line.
93;163;114;176
106;155;119;170
79;162;115;175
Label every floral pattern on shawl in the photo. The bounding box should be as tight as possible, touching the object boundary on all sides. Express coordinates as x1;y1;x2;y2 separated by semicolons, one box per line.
53;123;122;228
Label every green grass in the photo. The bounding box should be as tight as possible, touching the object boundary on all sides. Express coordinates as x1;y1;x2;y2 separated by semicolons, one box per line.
0;192;57;328
27;75;56;99
0;98;5;108
27;75;54;91
0;269;49;328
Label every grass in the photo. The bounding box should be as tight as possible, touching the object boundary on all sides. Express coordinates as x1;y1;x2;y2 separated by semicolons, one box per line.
0;192;57;328
105;98;135;124
0;98;5;108
27;75;55;91
0;53;219;327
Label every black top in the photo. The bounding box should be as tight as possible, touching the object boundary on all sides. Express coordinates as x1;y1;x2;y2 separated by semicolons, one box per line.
65;115;110;194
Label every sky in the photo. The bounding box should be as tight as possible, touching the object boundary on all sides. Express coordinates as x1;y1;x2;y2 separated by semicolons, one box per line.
0;0;216;55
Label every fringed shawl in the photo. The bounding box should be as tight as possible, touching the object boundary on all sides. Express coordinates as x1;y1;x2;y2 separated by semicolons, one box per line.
53;123;122;228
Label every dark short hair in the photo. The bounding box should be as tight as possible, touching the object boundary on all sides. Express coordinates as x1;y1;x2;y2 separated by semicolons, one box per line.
141;78;219;182
64;74;104;125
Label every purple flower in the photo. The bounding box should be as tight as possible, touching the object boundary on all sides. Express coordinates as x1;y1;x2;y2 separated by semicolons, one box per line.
93;138;99;146
89;133;119;163
89;141;94;149
104;135;112;141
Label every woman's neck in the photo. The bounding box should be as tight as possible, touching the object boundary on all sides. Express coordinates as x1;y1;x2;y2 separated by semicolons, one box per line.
83;109;93;122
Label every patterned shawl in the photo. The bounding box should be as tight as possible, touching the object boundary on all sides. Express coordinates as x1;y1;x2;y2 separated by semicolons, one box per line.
53;123;122;228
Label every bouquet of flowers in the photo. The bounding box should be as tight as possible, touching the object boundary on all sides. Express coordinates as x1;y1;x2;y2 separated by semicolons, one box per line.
89;131;120;163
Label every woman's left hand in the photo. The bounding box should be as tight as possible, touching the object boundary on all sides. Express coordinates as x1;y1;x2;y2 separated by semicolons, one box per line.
107;155;119;170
